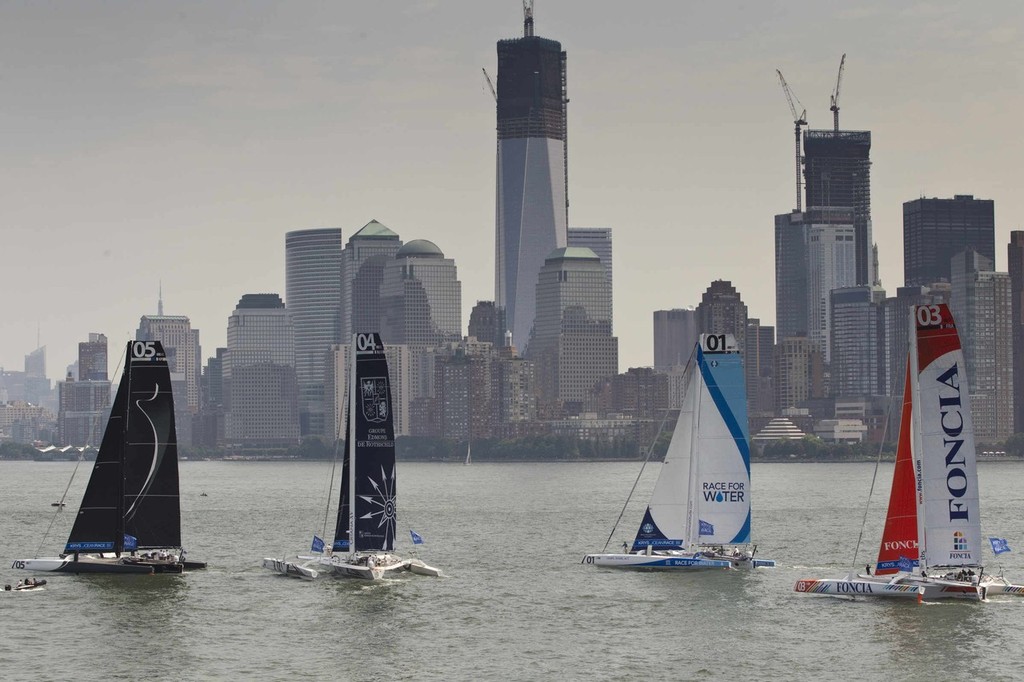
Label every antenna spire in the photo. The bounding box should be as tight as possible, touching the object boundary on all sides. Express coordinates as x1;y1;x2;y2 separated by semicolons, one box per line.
523;0;534;37
158;281;164;316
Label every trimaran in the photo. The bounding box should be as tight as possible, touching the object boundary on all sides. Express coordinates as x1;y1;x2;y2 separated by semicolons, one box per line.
583;333;775;570
262;332;439;581
795;303;1023;601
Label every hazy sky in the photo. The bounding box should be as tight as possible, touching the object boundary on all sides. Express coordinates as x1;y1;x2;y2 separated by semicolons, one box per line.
1;0;1021;379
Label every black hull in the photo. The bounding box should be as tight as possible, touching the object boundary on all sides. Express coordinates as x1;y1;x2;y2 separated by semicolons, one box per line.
58;561;155;575
182;560;207;571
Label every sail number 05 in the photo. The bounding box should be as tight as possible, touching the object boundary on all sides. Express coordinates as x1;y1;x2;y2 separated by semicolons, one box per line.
916;305;943;327
132;341;157;358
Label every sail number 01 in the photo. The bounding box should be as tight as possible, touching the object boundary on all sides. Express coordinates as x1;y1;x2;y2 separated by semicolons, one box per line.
916;305;942;327
703;334;728;352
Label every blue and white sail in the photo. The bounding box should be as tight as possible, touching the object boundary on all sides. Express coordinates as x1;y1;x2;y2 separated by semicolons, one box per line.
633;333;751;550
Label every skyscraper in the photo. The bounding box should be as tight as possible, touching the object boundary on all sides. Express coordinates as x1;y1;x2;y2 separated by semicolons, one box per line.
829;285;886;397
950;249;1013;443
775;211;809;342
528;247;617;415
696;280;748;352
468;301;507;346
77;333;108;381
285;227;343;439
137;312;200;446
380;240;462;346
342;220;403;340
567;227;612;288
1009;231;1024;432
653;308;697;371
224;294;299;446
803;130;873;286
495;9;568;353
807;208;857;361
903;195;995;286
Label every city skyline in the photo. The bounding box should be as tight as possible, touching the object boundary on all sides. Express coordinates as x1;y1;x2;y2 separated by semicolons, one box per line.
1;1;1021;378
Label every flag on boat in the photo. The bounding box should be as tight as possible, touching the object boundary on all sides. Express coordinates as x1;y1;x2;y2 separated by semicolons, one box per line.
410;530;424;545
311;535;325;553
990;537;1012;555
123;534;138;551
897;555;914;572
699;520;714;536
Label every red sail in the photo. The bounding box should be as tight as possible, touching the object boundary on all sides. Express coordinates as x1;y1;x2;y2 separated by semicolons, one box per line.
874;358;918;574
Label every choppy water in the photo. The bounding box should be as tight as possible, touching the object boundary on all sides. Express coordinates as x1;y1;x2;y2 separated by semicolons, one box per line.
2;460;1024;680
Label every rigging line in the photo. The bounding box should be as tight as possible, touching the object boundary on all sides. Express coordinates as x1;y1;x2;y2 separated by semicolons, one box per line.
600;408;673;553
600;342;696;553
319;388;347;544
34;342;129;557
849;358;902;573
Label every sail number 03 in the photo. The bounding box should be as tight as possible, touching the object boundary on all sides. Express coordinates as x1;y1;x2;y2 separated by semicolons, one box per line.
916;305;943;327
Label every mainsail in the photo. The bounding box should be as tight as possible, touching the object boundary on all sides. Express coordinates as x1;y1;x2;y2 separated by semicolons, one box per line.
911;303;982;570
334;333;397;554
66;340;181;553
874;359;918;574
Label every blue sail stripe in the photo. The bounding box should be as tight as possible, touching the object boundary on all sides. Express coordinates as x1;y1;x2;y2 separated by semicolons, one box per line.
697;346;752;544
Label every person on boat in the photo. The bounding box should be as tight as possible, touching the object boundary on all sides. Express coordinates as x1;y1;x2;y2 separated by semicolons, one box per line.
865;564;871;575
16;580;23;588
3;584;10;591
622;542;629;554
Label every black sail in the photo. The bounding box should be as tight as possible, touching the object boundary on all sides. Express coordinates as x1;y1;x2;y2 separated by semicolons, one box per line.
65;360;129;553
332;402;351;552
64;341;181;554
350;333;397;552
122;341;181;549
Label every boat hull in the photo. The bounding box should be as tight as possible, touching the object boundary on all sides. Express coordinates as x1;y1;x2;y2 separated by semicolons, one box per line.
261;557;318;580
980;576;1024;596
794;575;984;601
13;556;155;575
583;553;733;570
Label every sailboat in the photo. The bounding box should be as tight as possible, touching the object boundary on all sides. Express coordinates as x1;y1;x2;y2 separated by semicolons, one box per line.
262;332;440;581
583;333;775;570
794;303;1023;601
12;341;205;575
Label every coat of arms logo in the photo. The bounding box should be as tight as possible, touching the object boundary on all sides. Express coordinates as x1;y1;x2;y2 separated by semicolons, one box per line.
361;376;389;423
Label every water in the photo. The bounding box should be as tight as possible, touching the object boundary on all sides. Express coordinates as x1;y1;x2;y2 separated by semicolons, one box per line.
3;460;1024;680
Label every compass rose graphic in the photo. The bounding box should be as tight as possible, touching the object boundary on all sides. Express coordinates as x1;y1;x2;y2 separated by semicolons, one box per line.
358;464;397;548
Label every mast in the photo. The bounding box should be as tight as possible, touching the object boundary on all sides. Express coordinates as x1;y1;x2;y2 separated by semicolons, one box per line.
116;342;131;556
347;334;358;556
685;348;703;547
909;307;925;570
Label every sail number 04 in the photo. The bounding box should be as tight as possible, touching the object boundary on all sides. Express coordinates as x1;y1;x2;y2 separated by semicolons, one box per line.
916;305;943;327
355;334;378;351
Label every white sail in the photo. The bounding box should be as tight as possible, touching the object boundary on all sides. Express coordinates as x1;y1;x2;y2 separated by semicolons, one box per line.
911;304;982;569
637;358;697;548
688;334;751;546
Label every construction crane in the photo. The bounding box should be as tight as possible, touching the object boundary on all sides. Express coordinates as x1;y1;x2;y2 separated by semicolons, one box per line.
523;0;534;37
830;53;846;133
482;68;497;102
776;69;808;212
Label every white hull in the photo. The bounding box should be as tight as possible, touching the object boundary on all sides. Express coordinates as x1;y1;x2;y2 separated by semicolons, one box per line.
12;554;182;574
980;575;1024;596
261;557;319;580
583;552;733;570
794;574;984;601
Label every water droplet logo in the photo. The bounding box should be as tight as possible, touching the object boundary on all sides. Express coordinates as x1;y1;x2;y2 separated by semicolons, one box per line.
716;492;724;502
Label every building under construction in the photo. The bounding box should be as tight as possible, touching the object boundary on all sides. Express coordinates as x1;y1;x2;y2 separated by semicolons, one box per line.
494;4;568;354
802;129;873;286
